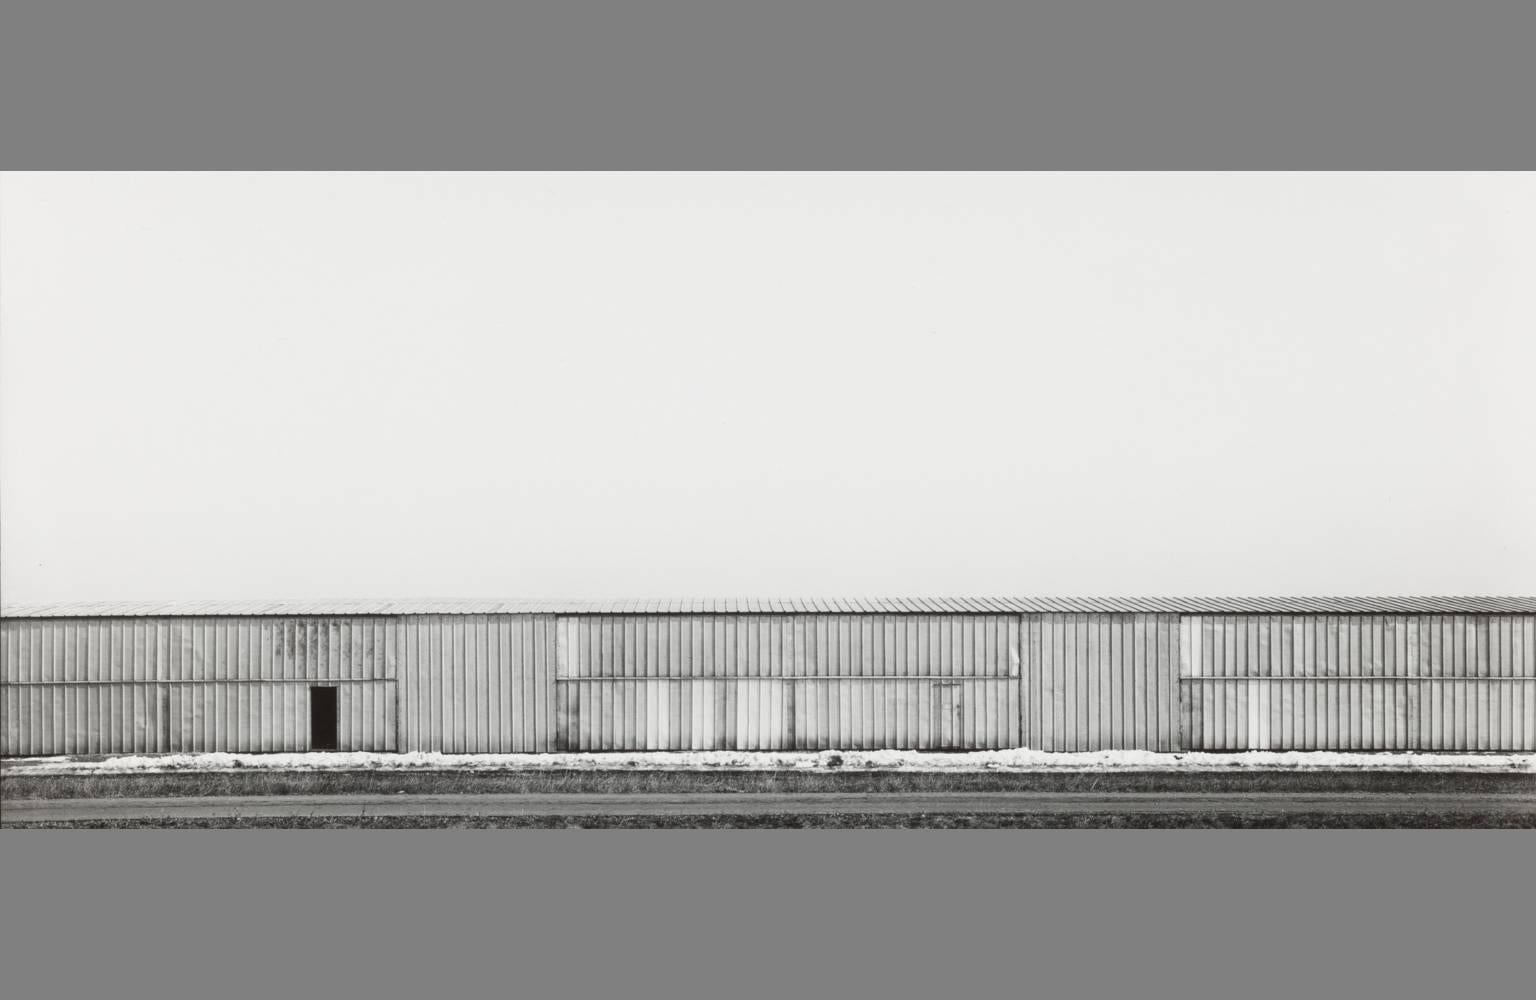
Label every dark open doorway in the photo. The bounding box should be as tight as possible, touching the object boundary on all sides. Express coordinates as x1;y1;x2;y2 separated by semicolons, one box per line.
310;686;339;751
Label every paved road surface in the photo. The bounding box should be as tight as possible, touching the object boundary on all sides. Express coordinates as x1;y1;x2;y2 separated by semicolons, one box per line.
7;790;1534;822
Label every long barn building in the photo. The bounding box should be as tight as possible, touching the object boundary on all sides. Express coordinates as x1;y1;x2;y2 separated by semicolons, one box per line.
3;597;1534;757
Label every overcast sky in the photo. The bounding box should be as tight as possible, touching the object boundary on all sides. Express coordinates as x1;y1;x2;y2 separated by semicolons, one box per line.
2;172;1532;603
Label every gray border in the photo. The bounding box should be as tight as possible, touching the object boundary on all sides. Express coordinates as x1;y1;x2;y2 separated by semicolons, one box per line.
3;832;1532;999
3;1;1535;168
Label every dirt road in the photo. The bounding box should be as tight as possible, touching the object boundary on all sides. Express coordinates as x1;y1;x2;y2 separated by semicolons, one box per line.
7;789;1533;823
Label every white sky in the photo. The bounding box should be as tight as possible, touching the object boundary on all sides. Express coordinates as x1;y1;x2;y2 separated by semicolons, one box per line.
2;172;1532;603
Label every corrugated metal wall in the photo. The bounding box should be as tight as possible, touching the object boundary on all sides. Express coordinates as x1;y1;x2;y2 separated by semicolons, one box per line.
2;681;396;756
1;617;396;755
1180;615;1536;751
554;615;1023;750
396;615;557;753
1029;614;1180;751
6;611;1533;756
0;614;560;756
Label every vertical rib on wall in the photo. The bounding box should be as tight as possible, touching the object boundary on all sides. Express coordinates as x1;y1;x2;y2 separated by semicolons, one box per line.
1029;614;1179;751
1180;615;1536;751
396;614;557;753
554;615;1023;751
1;617;396;755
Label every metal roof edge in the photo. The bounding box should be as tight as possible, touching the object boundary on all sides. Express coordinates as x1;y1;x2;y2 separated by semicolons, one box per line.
5;596;1536;618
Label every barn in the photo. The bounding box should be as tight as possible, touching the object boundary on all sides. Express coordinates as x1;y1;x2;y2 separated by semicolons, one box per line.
3;597;1534;757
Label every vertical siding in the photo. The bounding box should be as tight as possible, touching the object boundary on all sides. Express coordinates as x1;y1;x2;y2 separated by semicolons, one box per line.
6;611;1532;758
1179;615;1536;751
3;680;396;755
395;614;556;753
1031;614;1179;751
0;617;397;755
553;615;1023;751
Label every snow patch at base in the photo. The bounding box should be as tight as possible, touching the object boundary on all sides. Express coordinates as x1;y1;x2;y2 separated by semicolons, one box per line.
6;748;1533;775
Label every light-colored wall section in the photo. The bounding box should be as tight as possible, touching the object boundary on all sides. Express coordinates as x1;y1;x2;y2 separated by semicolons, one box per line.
1;613;557;756
5;682;166;756
1180;615;1536;751
554;615;1023;750
1029;615;1180;752
4;681;395;756
395;614;557;753
553;676;1019;751
0;617;398;755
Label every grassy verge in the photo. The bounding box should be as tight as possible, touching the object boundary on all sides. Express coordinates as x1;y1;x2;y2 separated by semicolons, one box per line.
5;811;1532;829
5;768;1532;800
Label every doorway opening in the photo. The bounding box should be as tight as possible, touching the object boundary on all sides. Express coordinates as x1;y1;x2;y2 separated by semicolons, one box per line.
310;686;339;751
